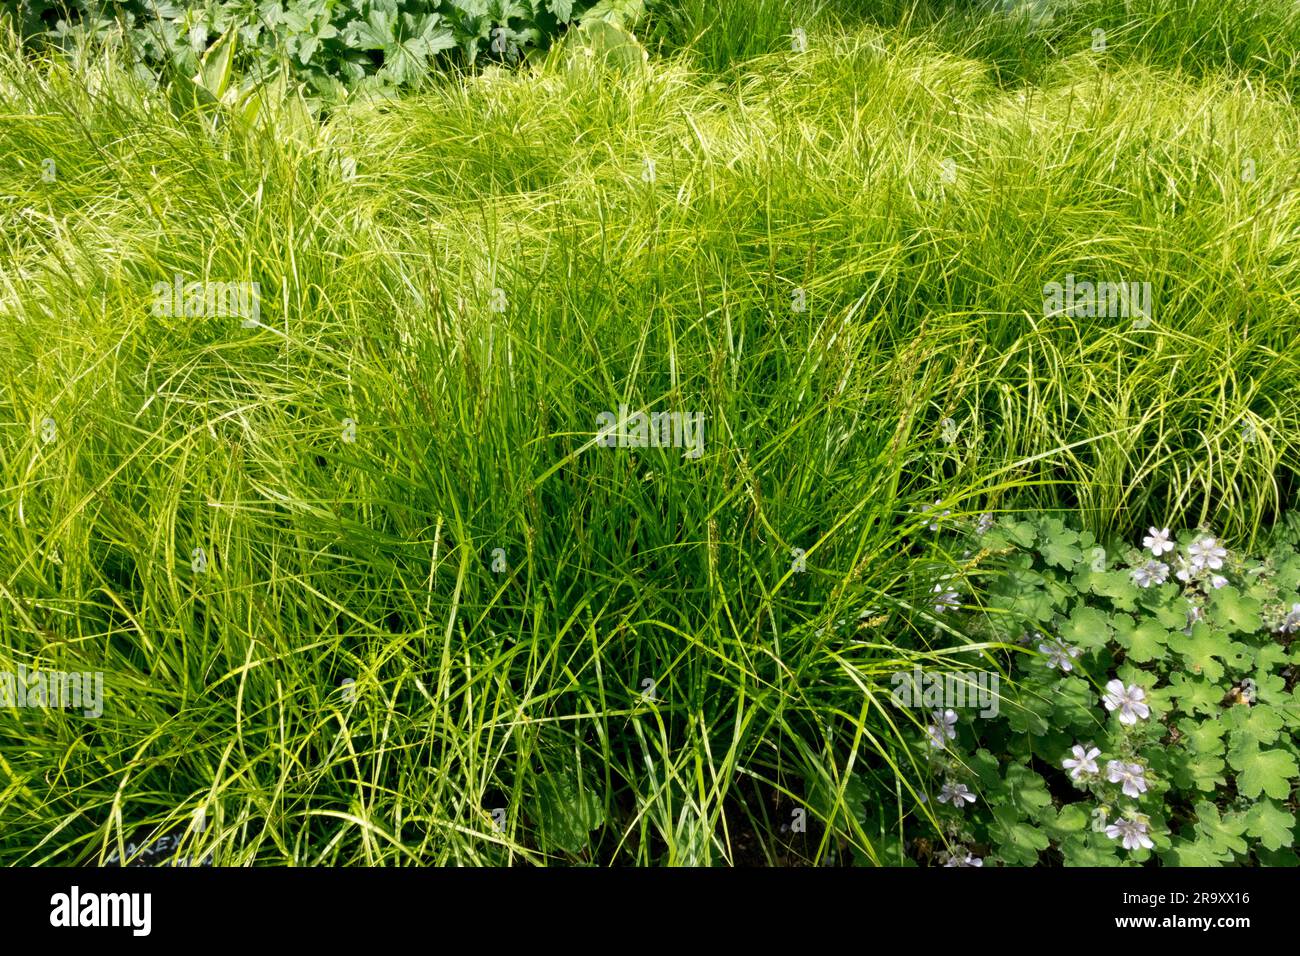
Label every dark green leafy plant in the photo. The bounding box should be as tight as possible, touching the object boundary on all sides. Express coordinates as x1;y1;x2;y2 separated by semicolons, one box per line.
5;1;653;99
904;511;1300;866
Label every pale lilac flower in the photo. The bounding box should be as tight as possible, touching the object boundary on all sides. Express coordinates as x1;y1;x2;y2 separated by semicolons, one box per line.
922;500;951;532
1276;603;1300;635
932;583;960;613
938;782;976;808
1103;680;1150;725
1063;744;1101;780
1104;818;1154;851
1209;574;1228;590
1039;637;1082;672
1130;560;1169;588
1105;760;1149;798
1174;555;1195;583
975;513;994;536
926;709;958;748
943;849;983;867
1187;536;1228;571
1142;527;1174;556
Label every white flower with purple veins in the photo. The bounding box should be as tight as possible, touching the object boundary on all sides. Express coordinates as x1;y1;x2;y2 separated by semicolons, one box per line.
1130;560;1169;588
976;512;994;536
1105;760;1149;798
1062;744;1101;780
932;583;960;613
1039;637;1082;672
926;709;958;748
1209;574;1229;590
943;849;983;867
1187;536;1228;571
1277;603;1300;635
1174;555;1195;583
1104;818;1154;851
938;782;977;808
1103;679;1150;725
1142;527;1174;556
